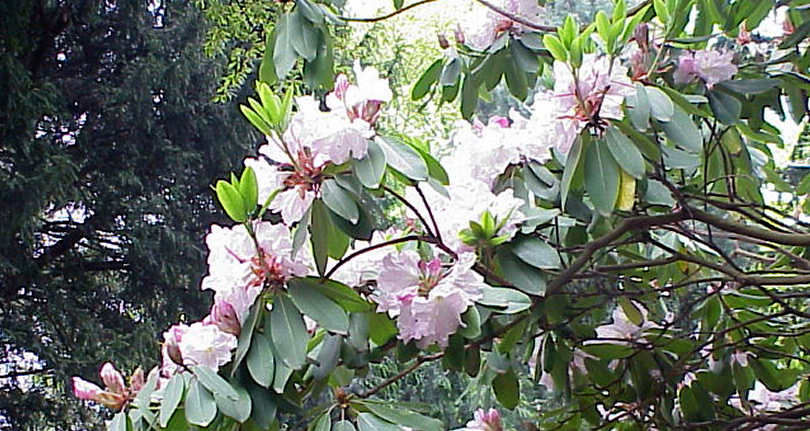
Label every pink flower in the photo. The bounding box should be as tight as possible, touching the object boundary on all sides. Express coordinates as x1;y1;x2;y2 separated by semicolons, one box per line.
460;0;546;50
592;303;660;346
100;362;126;395
208;301;241;336
177;322;238;370
160;324;188;377
72;363;141;411
550;54;634;153
72;377;104;401
373;251;486;348
201;222;308;321
674;50;737;88
465;408;503;431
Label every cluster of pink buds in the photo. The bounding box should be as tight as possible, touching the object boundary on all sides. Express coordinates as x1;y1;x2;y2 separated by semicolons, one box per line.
72;363;144;411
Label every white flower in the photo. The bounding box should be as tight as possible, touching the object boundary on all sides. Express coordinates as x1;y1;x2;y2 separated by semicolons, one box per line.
459;0;546;50
674;50;737;88
593;303;660;345
548;54;635;153
201;222;308;321
177;322;238;370
372;251;486;349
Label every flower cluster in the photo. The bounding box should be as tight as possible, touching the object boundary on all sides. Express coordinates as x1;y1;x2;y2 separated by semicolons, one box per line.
72;363;144;411
460;0;546;50
674;50;737;88
543;54;635;153
250;62;391;225
159;221;308;379
372;251;487;348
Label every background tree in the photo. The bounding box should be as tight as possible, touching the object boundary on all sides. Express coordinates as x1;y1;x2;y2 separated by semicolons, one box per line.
0;1;258;429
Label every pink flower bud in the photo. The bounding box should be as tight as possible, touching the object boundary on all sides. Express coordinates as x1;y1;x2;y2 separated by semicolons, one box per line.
737;22;752;45
437;33;450;49
129;367;145;394
454;25;465;44
163;324;187;366
211;301;241;336
633;23;649;51
72;377;104;401
333;74;350;100
489;116;510;128
100;363;126;395
468;408;503;431
784;15;795;36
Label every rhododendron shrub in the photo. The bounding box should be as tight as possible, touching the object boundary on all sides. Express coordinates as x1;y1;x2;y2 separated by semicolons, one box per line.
72;1;810;430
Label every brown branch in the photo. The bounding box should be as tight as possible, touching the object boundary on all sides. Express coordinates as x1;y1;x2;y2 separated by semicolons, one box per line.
547;210;688;294
337;0;441;23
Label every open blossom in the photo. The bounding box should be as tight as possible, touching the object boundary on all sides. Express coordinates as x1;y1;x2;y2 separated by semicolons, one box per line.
593;303;661;345
177;322;238;369
251;65;391;224
444;113;554;187
674;50;737;88
329;228;402;287
549;54;635;153
201;221;308;322
460;0;546;49
372;251;487;348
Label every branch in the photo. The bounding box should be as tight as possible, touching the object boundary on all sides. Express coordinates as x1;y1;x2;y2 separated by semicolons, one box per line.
337;0;441;23
547;210;688;294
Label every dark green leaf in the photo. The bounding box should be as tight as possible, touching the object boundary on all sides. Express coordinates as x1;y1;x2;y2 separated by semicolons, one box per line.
289;9;318;61
605;127;646;179
493;368;520;409
508;235;561;269
708;89;741;125
658;106;702;152
353;140;386;188
377;137;428;180
333;420;358;431
581;343;634;359
584;139;619;216
411;60;443;100
288;277;374;312
213;380;252;423
270;295;308;369
479;286;531;313
247;331;275;388
193;366;240;400
646;86;674;122
357;413;408;431
289;284;350;334
322;179;359;224
273;14;298;79
362;403;443;431
717;79;778;95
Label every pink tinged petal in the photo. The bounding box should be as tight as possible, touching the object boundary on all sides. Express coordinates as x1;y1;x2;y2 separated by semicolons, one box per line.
333;73;350;100
162;324;188;367
269;188;314;225
129;367;145;394
100;362;126;395
72;377;104;400
178;322;238;370
210;301;241;336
